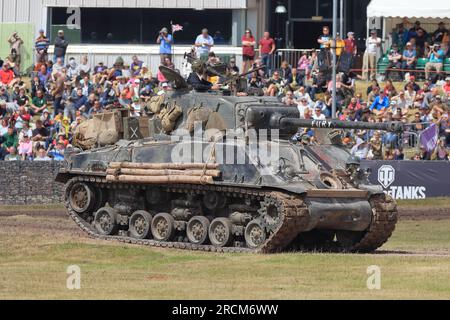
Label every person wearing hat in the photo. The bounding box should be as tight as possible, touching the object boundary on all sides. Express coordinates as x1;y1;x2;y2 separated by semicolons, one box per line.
401;42;416;73
131;55;143;77
187;60;217;92
425;43;444;80
195;28;214;61
442;76;450;94
362;30;381;81
344;31;357;56
35;28;50;63
53;30;68;64
385;43;402;79
157;27;173;64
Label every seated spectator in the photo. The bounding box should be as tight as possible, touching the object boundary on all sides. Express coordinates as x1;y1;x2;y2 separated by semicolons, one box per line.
402;42;416;75
0;85;10;102
0;63;15;87
294;86;314;108
18;133;33;160
4;146;21;161
79;55;91;77
139;64;152;80
442;76;450;94
385;44;402;79
265;71;283;96
88;100;104;117
30;90;47;114
347;97;361;111
65;88;87;121
131;55;143;77
66;57;80;80
312;105;326;120
370;91;390;114
278;61;292;80
37;64;51;85
34;146;51;161
1;126;18;156
297;97;312;118
425;43;444;81
31;119;49;147
297;51;309;78
383;79;398;98
405;83;418;108
366;79;380;96
282;90;296;106
404;75;420;92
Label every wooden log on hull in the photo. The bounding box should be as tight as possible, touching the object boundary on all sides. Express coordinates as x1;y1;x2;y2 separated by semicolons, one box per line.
109;162;219;170
106;168;221;177
106;174;213;184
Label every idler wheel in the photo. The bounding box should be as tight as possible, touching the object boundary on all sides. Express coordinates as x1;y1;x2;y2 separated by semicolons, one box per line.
244;220;267;249
68;182;95;214
94;207;119;235
208;218;233;247
186;216;210;245
129;210;153;239
151;213;175;241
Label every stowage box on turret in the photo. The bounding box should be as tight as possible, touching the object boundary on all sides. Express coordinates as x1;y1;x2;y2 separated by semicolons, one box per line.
57;67;399;253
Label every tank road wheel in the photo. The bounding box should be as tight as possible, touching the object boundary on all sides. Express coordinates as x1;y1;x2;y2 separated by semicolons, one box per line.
151;213;175;241
209;218;233;247
244;220;267;249
186;216;210;245
129;210;153;239
68;182;95;214
94;207;119;235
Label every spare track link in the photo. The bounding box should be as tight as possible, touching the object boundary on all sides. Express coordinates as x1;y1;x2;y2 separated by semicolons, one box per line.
64;176;309;253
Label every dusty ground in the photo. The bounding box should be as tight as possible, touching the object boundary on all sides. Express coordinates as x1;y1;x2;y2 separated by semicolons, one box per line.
1;202;450;299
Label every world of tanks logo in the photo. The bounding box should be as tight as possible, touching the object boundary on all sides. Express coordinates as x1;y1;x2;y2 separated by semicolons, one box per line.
377;164;426;200
377;165;395;189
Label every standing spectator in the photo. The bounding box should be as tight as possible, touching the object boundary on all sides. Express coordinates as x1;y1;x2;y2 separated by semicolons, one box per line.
407;21;427;41
52;72;65;117
432;22;448;44
258;31;276;76
344;31;358;56
362;30;381;81
35;29;50;64
317;26;331;49
195;28;214;61
425;43;444;81
53;30;69;64
8;32;23;71
392;23;408;50
156;27;173;64
241;29;256;73
332;33;345;57
413;28;429;57
131;55;143;77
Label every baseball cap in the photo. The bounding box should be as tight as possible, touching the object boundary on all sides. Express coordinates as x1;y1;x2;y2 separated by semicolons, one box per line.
347;31;354;36
161;82;169;88
58;29;64;34
202;28;208;33
39;28;45;33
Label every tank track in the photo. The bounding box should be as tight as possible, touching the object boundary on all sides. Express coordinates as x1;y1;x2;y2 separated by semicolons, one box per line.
64;176;397;253
64;176;309;253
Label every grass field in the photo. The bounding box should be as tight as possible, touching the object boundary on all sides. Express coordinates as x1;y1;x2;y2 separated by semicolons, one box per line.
1;211;450;300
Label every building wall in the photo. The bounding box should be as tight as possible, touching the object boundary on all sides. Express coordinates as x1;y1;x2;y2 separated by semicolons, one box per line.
0;161;64;205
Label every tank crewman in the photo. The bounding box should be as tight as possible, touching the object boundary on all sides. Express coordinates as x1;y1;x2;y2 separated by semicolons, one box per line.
187;60;220;92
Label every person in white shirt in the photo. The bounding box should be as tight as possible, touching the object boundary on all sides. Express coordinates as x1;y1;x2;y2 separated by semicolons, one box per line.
195;29;214;61
294;86;314;108
362;30;382;81
297;98;311;118
312;106;326;120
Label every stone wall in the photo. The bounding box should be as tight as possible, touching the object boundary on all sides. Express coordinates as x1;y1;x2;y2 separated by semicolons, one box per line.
0;161;65;205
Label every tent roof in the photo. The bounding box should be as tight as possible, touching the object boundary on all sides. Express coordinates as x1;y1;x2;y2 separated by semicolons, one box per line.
367;0;450;19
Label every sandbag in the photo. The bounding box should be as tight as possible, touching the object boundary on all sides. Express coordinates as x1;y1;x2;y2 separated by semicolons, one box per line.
159;103;182;133
146;95;165;114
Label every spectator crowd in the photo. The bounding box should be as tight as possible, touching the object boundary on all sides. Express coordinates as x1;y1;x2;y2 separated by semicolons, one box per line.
0;24;448;163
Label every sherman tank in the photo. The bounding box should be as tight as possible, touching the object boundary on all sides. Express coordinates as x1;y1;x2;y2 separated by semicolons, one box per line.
56;67;399;253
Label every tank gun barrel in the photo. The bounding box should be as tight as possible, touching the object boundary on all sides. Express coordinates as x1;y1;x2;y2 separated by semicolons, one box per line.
276;118;403;133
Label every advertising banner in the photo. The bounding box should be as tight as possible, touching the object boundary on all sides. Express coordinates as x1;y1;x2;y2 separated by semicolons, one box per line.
361;160;450;200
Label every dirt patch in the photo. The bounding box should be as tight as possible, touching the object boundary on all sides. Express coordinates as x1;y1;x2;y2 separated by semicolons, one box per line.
398;207;450;220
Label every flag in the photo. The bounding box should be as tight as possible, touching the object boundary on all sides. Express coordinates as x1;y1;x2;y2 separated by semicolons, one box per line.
420;123;438;152
172;24;183;33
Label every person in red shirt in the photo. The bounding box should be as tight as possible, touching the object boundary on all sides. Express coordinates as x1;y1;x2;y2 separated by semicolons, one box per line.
258;31;276;76
242;29;256;73
344;31;357;55
0;63;15;87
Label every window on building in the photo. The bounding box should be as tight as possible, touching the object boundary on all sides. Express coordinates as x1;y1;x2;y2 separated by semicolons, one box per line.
50;7;233;45
290;0;340;20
